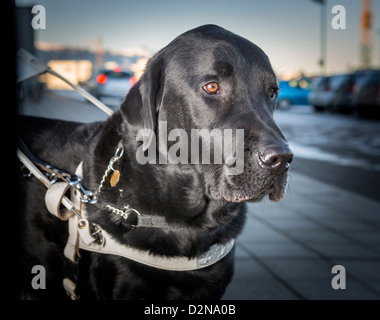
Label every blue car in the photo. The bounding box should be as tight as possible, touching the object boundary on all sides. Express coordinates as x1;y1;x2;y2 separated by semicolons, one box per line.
277;78;311;109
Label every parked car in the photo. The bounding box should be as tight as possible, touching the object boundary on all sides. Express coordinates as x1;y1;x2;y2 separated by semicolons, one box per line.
331;71;369;113
309;71;369;113
82;68;137;100
353;70;380;116
308;76;334;112
277;78;311;109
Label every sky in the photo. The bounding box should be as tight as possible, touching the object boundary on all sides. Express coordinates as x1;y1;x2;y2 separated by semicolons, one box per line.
15;0;380;77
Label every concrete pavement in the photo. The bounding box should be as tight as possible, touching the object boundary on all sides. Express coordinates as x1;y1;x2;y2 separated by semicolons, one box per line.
223;171;380;300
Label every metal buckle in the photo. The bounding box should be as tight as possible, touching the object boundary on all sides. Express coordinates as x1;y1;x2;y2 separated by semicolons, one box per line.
47;172;58;184
124;207;141;227
78;219;104;246
90;223;104;246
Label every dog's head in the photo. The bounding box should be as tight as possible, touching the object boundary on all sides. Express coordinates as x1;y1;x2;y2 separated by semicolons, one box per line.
121;24;293;204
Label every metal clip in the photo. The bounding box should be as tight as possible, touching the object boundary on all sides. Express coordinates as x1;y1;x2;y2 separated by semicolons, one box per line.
43;170;59;184
65;176;98;205
79;189;98;204
66;175;81;187
108;145;124;171
114;141;124;159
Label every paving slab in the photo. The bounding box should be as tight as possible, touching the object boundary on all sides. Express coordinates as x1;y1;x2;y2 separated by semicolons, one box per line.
224;171;380;300
222;258;300;300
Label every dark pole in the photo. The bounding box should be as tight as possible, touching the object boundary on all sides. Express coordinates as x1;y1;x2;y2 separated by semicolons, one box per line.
378;28;380;67
313;0;327;75
321;1;327;75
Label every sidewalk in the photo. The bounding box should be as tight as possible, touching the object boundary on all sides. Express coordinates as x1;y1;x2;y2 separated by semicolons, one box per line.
223;172;380;300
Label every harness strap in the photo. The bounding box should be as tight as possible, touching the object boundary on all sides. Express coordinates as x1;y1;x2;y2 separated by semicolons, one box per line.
61;163;84;300
17;148;50;188
45;182;73;220
17;148;81;299
63;162;83;263
77;216;234;271
65;206;234;272
17;148;80;219
136;215;185;228
18;138;71;182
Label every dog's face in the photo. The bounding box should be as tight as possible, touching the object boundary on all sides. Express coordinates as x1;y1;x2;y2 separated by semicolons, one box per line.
123;25;293;204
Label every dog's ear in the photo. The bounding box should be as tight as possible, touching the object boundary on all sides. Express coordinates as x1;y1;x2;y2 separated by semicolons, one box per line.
139;58;162;151
121;56;163;151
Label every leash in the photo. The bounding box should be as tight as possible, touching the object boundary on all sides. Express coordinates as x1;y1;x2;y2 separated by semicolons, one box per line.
17;148;82;221
17;49;114;117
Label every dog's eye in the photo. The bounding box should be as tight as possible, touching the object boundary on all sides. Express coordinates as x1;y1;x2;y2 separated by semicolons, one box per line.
270;87;279;99
203;82;219;94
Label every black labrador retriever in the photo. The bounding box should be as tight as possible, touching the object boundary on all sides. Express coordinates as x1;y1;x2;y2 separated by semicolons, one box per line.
18;25;293;299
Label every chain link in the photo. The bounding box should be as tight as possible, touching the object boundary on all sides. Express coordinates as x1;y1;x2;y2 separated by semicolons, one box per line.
97;143;124;194
94;141;141;223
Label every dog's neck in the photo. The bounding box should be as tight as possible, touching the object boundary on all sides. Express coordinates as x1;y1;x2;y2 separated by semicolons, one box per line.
86;110;245;257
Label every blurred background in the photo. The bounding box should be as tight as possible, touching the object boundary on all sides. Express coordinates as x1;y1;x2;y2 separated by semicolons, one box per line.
15;0;380;114
15;0;380;300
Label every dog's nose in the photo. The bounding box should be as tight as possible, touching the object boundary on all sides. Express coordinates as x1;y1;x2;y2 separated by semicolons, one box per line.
258;144;293;171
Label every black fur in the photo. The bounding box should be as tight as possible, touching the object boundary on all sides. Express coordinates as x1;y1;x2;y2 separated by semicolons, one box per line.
19;25;291;299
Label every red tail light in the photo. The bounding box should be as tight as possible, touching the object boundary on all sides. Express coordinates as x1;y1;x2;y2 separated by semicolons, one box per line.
129;76;137;87
96;74;108;85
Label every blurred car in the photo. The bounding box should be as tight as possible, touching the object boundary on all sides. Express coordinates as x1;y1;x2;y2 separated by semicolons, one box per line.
82;68;137;100
309;72;369;113
332;71;369;113
277;78;311;109
309;75;338;112
353;70;380;116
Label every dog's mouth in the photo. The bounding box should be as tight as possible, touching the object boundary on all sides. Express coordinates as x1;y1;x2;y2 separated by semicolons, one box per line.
208;174;288;203
267;181;287;202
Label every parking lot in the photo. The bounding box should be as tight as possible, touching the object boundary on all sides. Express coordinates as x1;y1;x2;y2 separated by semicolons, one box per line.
18;89;380;299
275;105;380;201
